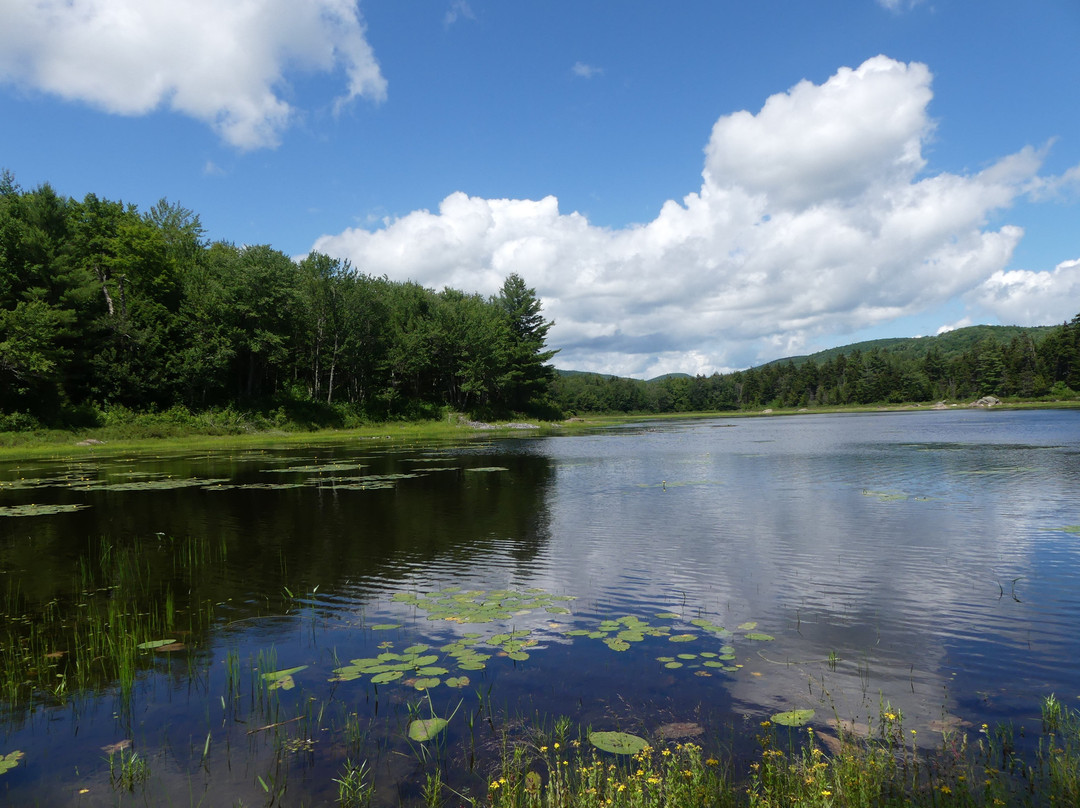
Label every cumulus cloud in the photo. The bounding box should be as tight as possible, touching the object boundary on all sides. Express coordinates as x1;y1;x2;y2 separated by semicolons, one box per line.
968;258;1080;326
0;0;386;149
312;55;1065;377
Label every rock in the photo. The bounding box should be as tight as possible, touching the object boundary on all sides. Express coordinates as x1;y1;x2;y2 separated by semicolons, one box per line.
75;438;106;446
971;395;1002;408
932;401;949;410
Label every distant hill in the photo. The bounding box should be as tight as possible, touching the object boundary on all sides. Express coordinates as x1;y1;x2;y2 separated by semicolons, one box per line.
758;324;1056;369
556;324;1056;381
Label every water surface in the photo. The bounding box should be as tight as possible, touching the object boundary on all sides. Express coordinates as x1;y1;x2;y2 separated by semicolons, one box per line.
1;409;1078;805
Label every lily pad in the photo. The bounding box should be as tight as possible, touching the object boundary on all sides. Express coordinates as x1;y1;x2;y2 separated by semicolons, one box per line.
445;676;470;688
370;624;401;631
669;634;697;643
0;751;23;774
771;709;815;727
412;677;441;690
371;671;404;684
589;731;649;755
744;633;775;641
0;503;91;517
262;665;308;691
408;718;449;742
137;639;177;650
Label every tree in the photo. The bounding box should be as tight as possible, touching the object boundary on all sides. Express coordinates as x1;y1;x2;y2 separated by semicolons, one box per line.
493;274;558;412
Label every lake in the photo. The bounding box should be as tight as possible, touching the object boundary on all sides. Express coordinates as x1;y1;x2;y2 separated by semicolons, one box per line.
1;408;1078;806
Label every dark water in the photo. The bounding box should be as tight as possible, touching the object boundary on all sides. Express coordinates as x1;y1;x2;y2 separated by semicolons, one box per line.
1;409;1078;805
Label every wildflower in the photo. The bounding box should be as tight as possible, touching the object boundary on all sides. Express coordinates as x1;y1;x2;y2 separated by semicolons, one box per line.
885;712;897;721
540;746;548;753
647;776;660;785
760;720;771;728
554;742;560;750
821;790;832;797
489;781;500;791
661;749;672;757
705;758;719;766
940;785;952;795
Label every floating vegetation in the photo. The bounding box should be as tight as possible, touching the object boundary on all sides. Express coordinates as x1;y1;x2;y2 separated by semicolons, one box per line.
861;489;908;502
261;666;307;691
1055;525;1080;533
770;709;815;727
0;503;91;517
263;462;367;474
390;587;575;624
136;639;177;650
81;478;229;491
407;718;448;742
0;751;23;775
589;731;648;755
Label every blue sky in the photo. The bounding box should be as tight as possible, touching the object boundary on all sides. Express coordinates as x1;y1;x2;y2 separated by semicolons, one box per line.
2;1;1078;377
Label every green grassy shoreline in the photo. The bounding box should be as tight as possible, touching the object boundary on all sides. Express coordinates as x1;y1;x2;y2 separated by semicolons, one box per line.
1;399;1078;460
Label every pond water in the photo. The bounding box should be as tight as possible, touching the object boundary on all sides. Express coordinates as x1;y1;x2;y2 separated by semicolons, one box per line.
1;408;1078;805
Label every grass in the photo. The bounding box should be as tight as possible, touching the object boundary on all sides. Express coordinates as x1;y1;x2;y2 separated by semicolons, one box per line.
0;534;225;710
480;699;1080;808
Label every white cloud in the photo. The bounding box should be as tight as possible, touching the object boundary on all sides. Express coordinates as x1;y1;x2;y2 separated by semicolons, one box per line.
968;258;1080;326
572;62;603;79
312;56;1063;377
444;0;475;27
0;0;387;149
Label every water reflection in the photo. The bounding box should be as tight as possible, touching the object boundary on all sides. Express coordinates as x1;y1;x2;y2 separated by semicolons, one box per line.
0;410;1078;804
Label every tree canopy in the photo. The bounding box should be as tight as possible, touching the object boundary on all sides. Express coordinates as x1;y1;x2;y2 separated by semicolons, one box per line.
0;175;559;426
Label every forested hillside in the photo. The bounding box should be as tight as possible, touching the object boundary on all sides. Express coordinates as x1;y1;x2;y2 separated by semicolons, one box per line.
0;175;557;429
554;319;1080;414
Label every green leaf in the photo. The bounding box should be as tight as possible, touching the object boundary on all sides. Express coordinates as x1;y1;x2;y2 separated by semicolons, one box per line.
744;633;775;641
262;666;308;691
137;638;177;650
589;731;648;755
370;671;404;684
669;634;697;643
408;718;449;742
0;751;24;774
771;709;815;727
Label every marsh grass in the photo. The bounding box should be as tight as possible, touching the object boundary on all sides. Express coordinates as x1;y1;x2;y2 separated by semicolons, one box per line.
482;698;1080;808
0;534;225;711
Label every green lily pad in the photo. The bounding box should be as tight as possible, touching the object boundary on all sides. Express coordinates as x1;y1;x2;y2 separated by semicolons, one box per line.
507;651;530;661
0;503;91;517
408;718;449;742
736;622;757;631
744;633;775;641
412;677;441;690
445;676;470;688
262;666;308;691
0;751;23;774
604;639;631;652
589;731;649;755
371;671;404;684
669;634;697;643
370;624;401;631
137;639;177;650
655;612;679;619
677;653;697;660
664;661;683;669
771;709;815;727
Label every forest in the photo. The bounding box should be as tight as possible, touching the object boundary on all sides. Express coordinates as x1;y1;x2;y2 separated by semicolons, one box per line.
0;174;558;430
3;173;1079;430
554;318;1080;415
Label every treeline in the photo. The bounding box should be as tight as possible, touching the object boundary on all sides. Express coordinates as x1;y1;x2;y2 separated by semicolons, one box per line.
554;319;1080;414
0;175;557;428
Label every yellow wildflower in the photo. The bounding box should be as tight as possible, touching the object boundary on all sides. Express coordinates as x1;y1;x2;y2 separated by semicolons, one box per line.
821;790;832;797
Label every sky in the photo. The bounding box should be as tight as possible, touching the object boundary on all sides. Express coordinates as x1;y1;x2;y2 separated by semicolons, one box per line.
1;1;1078;378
